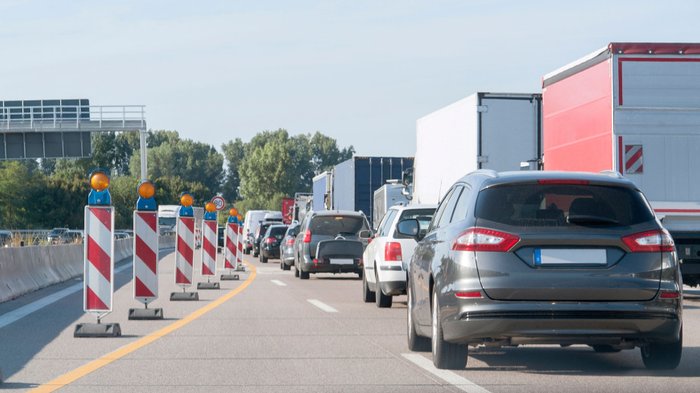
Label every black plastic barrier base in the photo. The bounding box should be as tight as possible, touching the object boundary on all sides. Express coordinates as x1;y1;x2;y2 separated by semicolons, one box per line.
170;291;199;301
235;265;246;272
128;308;164;320
74;322;122;338
197;282;220;290
220;274;240;281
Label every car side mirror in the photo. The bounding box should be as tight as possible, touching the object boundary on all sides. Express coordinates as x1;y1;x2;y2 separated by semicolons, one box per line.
359;230;373;239
396;219;422;241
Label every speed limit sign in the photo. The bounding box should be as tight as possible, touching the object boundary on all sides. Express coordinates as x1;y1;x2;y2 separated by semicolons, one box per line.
211;196;226;211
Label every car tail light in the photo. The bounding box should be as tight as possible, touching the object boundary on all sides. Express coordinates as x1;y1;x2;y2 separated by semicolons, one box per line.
455;291;482;299
659;290;680;299
452;227;520;252
286;237;295;246
265;237;275;244
303;230;312;243
384;242;403;261
622;230;675;252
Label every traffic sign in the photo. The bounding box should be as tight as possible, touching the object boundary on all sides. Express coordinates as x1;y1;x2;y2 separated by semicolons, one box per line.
211;196;226;211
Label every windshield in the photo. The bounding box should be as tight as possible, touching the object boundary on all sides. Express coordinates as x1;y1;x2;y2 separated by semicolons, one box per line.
159;217;176;227
310;216;367;236
475;184;654;228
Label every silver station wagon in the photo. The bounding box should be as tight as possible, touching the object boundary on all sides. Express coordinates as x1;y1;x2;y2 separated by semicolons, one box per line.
402;170;683;370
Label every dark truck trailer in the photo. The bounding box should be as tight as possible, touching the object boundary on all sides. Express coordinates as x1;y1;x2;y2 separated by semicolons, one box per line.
332;156;413;227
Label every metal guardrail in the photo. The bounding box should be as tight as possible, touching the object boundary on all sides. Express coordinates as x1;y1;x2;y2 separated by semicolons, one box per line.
0;105;146;131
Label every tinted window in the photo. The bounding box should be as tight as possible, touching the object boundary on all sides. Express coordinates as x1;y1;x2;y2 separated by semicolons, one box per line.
286;225;300;237
310;216;368;236
436;186;464;228
450;186;471;223
475;184;654;227
429;188;456;232
268;226;288;237
395;208;436;239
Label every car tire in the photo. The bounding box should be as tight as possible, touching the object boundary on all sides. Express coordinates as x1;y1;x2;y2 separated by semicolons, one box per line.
375;269;392;308
300;270;310;280
641;328;682;370
280;261;284;270
294;265;300;277
283;263;291;271
253;251;258;257
261;254;268;263
432;291;468;370
407;283;430;352
362;272;376;303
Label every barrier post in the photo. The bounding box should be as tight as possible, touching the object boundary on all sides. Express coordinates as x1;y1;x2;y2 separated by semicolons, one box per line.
170;192;199;301
221;207;240;281
129;180;164;320
197;201;220;289
75;169;121;338
236;214;245;272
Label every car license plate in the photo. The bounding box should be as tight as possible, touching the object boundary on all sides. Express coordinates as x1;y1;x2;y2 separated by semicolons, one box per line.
534;249;606;265
330;258;354;265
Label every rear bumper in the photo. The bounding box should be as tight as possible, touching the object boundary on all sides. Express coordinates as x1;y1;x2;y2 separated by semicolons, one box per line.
262;248;280;258
299;260;361;274
379;280;406;296
440;302;682;346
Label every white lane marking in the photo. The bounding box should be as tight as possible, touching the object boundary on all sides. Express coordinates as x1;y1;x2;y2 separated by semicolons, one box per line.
402;353;491;393
307;299;338;313
271;279;287;287
0;262;131;329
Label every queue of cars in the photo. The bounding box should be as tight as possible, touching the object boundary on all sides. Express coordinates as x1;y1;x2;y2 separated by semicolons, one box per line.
257;169;683;372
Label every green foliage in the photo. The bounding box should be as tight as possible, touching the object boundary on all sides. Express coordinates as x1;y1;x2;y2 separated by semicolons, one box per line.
110;176;140;229
221;138;246;202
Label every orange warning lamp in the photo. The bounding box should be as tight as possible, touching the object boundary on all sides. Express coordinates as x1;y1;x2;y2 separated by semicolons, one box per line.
90;171;110;192
237;214;243;222
205;202;216;213
137;181;155;199
180;193;194;207
229;207;238;217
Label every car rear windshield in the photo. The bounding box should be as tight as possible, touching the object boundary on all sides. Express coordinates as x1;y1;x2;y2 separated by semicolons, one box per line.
475;183;654;227
268;226;287;237
310;216;367;236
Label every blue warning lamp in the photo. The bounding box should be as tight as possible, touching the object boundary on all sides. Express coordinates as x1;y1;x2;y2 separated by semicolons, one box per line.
136;180;157;211
179;192;194;217
88;169;111;206
204;202;217;221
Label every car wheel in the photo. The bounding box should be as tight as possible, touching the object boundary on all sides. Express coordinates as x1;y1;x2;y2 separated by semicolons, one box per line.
592;345;621;353
407;283;430;352
300;270;310;280
280;261;284;270
253;251;258;257
294;265;300;277
375;268;392;308
641;328;682;370
283;263;291;271
261;254;268;263
362;272;376;303
432;291;468;369
357;269;363;279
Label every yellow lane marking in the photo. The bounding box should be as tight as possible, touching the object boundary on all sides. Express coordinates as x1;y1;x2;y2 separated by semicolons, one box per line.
31;263;257;393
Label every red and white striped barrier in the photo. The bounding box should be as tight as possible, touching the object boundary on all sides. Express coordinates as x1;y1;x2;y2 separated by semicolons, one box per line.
201;220;217;277
237;224;244;270
84;206;114;314
225;222;237;270
175;216;195;288
133;211;159;304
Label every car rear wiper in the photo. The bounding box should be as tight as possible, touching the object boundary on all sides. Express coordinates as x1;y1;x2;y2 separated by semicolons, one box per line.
567;215;619;225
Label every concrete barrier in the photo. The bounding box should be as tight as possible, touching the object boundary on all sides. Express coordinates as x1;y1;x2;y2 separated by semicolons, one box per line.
0;235;179;304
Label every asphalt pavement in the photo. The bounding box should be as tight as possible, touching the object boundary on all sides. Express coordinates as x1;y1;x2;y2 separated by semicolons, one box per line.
1;249;699;392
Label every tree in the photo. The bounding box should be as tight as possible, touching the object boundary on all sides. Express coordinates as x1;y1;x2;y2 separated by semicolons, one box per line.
221;138;246;201
309;132;354;174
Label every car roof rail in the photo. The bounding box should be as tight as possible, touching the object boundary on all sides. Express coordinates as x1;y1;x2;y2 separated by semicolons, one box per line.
599;170;624;178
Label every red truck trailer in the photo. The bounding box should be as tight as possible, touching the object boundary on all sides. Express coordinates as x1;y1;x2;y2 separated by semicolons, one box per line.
542;42;700;286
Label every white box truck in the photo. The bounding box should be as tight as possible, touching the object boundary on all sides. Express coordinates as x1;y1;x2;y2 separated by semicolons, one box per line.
542;42;700;286
372;182;409;227
413;92;542;204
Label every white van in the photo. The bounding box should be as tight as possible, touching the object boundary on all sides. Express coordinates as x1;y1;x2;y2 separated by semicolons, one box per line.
242;210;271;254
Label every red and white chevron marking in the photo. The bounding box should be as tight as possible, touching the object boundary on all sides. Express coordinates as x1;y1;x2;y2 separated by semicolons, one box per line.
175;216;195;287
624;144;643;174
237;224;243;265
133;211;159;303
84;206;114;313
225;222;237;270
201;219;217;276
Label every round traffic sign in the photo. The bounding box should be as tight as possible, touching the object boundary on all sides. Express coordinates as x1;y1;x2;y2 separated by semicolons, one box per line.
211;196;226;211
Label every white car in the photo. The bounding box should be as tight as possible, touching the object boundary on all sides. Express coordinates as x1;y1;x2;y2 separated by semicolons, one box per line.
362;204;436;307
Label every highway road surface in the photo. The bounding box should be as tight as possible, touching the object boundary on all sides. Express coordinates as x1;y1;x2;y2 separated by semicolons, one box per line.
1;249;699;392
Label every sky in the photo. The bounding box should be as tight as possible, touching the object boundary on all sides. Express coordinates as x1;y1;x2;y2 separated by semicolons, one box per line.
1;0;699;157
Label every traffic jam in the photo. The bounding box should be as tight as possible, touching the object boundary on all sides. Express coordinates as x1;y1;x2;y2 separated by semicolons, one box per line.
1;41;699;391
